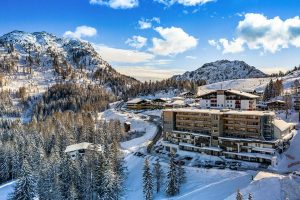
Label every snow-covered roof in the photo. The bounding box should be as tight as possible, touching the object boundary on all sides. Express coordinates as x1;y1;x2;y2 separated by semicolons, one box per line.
127;98;149;104
197;89;259;99
273;119;293;132
170;100;186;105
172;96;185;101
64;142;93;153
179;91;195;96
226;89;260;98
267;100;286;104
165;108;275;116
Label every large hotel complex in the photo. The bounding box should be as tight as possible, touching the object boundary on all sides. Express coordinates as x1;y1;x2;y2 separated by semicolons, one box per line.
162;91;293;165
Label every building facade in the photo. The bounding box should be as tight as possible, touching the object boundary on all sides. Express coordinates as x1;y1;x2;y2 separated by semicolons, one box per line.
162;108;292;165
197;89;259;110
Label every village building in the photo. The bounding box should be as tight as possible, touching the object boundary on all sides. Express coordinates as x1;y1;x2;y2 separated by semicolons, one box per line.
179;91;195;98
197;89;259;110
64;142;102;160
162;108;294;166
266;100;286;110
126;98;152;110
294;95;300;111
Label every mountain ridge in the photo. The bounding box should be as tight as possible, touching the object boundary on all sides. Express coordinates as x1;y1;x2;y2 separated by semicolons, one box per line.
171;60;267;84
0;30;138;95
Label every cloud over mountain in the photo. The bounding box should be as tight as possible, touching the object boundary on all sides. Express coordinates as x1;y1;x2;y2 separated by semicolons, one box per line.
210;13;300;54
149;26;198;56
64;26;97;39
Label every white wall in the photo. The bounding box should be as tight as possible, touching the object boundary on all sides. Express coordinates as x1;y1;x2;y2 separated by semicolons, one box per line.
241;100;250;110
217;95;225;108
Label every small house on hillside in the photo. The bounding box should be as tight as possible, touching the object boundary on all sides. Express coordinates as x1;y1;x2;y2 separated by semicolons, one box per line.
267;100;286;111
273;119;295;139
151;98;167;108
65;142;101;160
126;98;152;110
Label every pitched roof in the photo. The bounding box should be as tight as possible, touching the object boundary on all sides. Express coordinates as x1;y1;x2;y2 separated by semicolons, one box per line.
273;119;293;132
197;89;259;99
64;142;93;153
127;98;149;104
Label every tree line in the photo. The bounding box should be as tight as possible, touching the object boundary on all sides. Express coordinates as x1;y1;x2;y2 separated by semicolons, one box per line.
142;154;186;200
0;111;126;200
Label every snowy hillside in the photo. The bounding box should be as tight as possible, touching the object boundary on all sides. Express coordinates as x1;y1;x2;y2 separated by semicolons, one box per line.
199;68;300;94
0;30;138;95
172;60;266;84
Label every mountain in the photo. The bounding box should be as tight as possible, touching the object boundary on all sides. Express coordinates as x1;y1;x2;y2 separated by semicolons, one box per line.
171;60;267;84
0;30;138;95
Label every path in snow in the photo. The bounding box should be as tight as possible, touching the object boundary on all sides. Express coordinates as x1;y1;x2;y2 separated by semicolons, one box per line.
0;181;15;199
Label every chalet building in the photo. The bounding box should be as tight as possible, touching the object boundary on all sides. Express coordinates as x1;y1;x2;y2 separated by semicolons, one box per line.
294;95;300;111
126;98;167;110
197;89;259;110
126;98;152;110
266;100;286;110
179;91;195;98
151;98;167;108
64;142;102;160
162;108;294;166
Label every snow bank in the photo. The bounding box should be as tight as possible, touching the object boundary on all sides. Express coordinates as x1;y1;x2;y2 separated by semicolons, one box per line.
0;181;15;199
124;154;254;200
275;130;300;173
225;174;300;200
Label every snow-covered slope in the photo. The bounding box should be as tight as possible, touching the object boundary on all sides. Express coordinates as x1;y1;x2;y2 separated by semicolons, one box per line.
172;60;266;84
199;68;300;94
0;30;138;95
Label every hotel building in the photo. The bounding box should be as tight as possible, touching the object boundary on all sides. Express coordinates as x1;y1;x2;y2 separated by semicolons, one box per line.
162;108;293;166
197;89;259;110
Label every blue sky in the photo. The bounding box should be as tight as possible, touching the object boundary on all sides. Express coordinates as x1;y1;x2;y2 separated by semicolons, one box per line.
1;0;300;81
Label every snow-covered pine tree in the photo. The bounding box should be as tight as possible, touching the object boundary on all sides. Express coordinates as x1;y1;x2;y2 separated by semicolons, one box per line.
236;189;243;200
0;146;10;183
109;139;126;198
166;154;179;196
143;158;153;200
95;152;107;198
263;83;270;101
9;159;36;200
177;163;186;186
248;193;253;200
58;155;74;199
153;159;164;193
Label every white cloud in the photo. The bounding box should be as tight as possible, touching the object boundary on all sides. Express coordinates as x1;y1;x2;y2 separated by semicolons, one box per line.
64;26;97;39
115;66;185;81
218;38;244;53
89;0;138;9
210;13;300;54
125;36;148;49
156;0;215;6
138;17;160;29
149;26;198;56
93;44;154;63
185;55;197;59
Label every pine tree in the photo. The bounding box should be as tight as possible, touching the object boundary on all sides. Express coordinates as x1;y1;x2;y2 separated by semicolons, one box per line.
9;159;36;200
166;154;179;196
153;159;164;193
248;193;253;200
143;159;153;200
177;163;186;186
236;189;243;200
58;155;74;199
